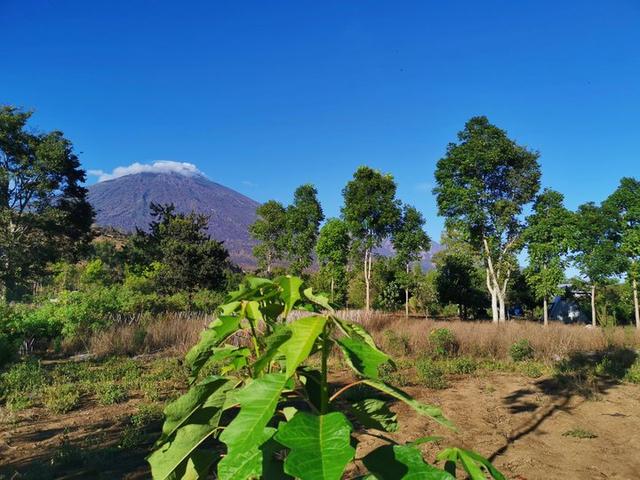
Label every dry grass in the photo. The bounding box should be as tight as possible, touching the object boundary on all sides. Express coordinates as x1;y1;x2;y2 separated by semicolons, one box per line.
89;312;210;358
86;308;640;362
338;310;640;362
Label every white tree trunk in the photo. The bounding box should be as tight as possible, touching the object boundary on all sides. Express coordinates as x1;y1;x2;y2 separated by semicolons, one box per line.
633;278;639;329
591;284;597;326
405;263;410;318
543;296;548;326
486;268;499;323
498;291;507;323
364;249;372;312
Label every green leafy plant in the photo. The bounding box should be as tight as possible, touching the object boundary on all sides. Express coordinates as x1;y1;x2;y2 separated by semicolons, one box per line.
95;382;128;405
509;339;534;362
148;276;504;479
429;328;458;358
44;384;81;414
416;358;448;389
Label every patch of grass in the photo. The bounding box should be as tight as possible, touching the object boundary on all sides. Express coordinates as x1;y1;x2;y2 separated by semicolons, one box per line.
383;330;411;356
44;384;81;414
98;357;141;386
562;428;597;439
416;358;447;389
429;328;458;358
0;359;46;410
624;358;640;384
509;339;534;362
378;363;410;387
445;356;478;375
517;361;545;379
119;403;163;448
95;382;128;405
50;362;92;385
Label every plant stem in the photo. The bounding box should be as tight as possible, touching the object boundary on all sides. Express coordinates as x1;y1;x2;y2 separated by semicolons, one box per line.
320;326;329;414
329;380;365;403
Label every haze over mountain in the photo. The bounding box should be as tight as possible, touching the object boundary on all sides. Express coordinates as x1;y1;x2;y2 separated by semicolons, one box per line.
87;170;259;266
87;164;441;269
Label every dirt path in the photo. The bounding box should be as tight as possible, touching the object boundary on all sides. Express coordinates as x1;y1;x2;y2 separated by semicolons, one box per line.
1;372;639;479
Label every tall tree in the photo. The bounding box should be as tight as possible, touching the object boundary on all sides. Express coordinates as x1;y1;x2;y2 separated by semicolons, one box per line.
604;177;640;328
286;184;324;275
316;218;350;304
433;116;541;322
342;166;401;311
129;203;232;294
0;106;94;300
523;189;573;325
573;202;623;326
249;200;288;274
391;204;431;317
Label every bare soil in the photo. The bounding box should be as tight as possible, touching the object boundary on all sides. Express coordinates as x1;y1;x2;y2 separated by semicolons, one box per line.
1;371;639;480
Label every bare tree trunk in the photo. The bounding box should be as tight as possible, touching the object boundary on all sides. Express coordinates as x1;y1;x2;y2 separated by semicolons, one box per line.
591;284;597;326
543;296;548;326
633;278;639;329
330;277;335;303
486;268;499;323
364;249;371;312
497;291;507;323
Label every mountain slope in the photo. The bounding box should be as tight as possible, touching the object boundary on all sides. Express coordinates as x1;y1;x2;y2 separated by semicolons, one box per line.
87;172;259;266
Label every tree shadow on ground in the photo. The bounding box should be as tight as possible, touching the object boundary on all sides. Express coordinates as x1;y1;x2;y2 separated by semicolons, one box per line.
489;347;638;461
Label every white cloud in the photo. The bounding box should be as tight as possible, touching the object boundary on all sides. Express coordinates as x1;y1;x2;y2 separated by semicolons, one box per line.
89;160;205;182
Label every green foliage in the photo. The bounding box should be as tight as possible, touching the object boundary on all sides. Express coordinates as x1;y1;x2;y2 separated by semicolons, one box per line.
446;356;478;375
429;328;458;358
0;105;94;302
286;184;324;274
434;116;541;322
0;359;46;410
509;339;534;362
95;382;128;405
148;276;502;479
562;428;597;439
416;358;448;389
250;200;288;274
44;384;81;414
316;218;350;305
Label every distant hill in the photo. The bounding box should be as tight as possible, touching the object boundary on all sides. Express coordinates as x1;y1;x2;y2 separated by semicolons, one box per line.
87;172;259;266
87;170;441;269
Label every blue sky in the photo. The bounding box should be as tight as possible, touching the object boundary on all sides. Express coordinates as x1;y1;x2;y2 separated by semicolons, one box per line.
2;0;639;241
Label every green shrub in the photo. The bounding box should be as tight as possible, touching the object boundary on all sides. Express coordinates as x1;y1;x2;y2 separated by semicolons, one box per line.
383;329;411;356
509;339;534;362
519;361;543;378
447;356;477;375
378;362;410;387
429;328;458;358
120;403;163;448
44;384;81;414
562;428;597;439
0;333;18;369
95;382;127;405
416;358;447;389
624;359;640;384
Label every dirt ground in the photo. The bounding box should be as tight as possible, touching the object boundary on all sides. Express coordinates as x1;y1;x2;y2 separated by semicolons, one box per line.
1;371;639;480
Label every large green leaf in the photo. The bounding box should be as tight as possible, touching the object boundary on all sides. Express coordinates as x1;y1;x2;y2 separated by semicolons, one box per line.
279;316;327;376
185;315;240;379
218;427;277;480
156;376;232;445
297;367;322;411
347;398;398;432
303;287;334;312
337;337;390;379
218;373;287;476
253;326;293;374
275;276;303;317
333;316;379;349
363;444;455;480
148;378;233;480
362;379;455;430
244;300;264;322
167;449;215;480
274;411;355;480
436;448;505;480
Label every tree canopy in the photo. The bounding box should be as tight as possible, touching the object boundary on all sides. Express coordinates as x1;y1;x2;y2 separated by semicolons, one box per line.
0;106;94;300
